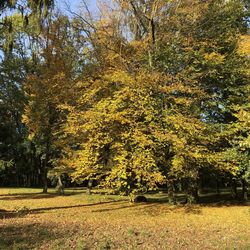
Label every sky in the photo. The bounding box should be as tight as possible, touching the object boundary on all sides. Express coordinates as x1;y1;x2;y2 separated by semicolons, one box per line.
56;0;98;14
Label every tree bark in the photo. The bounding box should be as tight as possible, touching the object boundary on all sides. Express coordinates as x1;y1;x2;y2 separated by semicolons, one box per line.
41;156;48;193
86;179;93;195
242;179;248;201
186;179;199;204
231;179;237;199
42;140;50;194
167;180;176;204
42;165;48;193
15;164;20;187
56;175;64;195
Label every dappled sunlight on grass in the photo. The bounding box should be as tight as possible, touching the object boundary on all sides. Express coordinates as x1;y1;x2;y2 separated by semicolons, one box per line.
0;188;249;249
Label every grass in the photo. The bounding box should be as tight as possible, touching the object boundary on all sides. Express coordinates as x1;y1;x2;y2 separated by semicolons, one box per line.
0;188;249;249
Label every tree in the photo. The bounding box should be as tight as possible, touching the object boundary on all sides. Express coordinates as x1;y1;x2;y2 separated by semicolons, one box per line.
22;15;81;192
0;14;34;186
0;0;54;16
0;0;54;52
57;1;207;201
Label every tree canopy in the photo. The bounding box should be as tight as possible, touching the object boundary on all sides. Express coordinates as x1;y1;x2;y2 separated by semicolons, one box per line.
0;0;249;202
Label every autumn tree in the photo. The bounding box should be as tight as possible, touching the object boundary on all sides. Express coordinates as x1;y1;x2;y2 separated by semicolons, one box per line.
23;14;83;192
56;1;205;201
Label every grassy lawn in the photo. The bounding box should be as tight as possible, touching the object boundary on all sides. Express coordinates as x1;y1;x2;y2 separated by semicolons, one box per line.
0;188;249;250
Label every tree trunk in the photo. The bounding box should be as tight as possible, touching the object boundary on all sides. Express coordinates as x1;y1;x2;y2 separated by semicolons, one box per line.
242;179;248;201
15;164;20;187
42;141;50;194
41;157;48;193
215;178;220;196
167;180;176;204
148;18;155;68
56;175;64;195
231;179;237;199
186;179;199;204
42;165;48;193
86;179;93;195
198;178;203;196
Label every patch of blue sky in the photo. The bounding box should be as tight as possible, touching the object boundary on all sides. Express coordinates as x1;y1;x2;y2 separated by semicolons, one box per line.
56;0;98;14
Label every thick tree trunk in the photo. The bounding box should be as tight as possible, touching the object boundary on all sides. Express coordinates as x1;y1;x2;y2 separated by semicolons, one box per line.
186;180;199;204
167;180;176;204
56;176;64;195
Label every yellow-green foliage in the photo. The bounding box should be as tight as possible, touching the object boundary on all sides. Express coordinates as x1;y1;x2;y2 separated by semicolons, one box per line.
53;0;250;195
60;71;165;194
59;64;208;194
19;0;250;196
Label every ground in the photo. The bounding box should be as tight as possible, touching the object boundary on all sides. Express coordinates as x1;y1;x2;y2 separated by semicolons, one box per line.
0;188;249;250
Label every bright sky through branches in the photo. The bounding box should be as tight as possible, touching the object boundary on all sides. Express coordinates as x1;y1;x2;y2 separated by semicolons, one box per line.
56;0;98;13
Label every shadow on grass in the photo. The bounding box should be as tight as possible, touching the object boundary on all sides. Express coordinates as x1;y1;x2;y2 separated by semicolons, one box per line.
0;193;60;201
146;192;249;206
31;199;127;213
92;202;152;213
0;192;41;197
0;191;88;201
183;206;202;214
0;199;128;219
0;222;65;250
198;193;248;205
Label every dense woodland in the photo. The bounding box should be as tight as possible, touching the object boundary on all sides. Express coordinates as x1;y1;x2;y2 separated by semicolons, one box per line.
0;0;250;203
